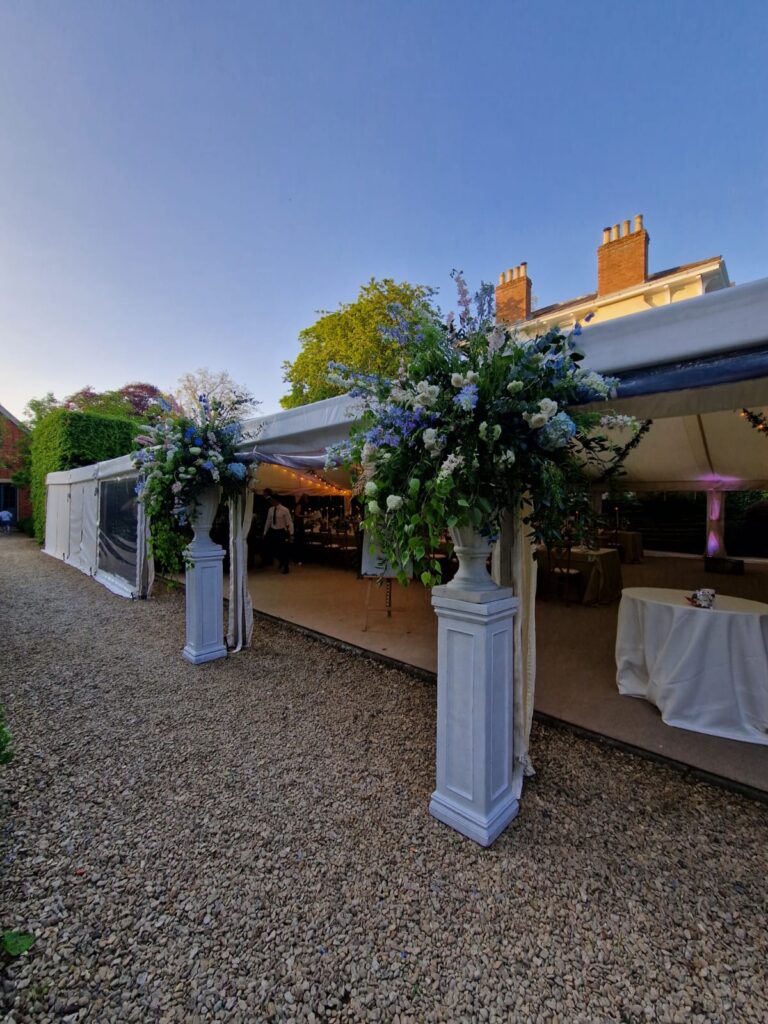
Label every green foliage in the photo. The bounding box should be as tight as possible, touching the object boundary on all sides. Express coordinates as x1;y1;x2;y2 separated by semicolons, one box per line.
29;410;137;543
0;705;13;766
281;278;435;408
2;931;36;957
23;392;59;428
16;516;34;537
145;510;191;575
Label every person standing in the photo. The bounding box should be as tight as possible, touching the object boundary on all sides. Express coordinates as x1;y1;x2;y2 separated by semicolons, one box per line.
0;509;12;534
263;495;293;574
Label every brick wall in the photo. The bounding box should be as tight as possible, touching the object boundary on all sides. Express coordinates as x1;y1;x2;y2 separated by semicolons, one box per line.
0;411;32;519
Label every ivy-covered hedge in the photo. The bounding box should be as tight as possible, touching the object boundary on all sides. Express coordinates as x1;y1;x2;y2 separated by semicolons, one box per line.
30;410;137;542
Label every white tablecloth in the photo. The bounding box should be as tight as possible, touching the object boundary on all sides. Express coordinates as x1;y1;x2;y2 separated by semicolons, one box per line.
616;587;768;745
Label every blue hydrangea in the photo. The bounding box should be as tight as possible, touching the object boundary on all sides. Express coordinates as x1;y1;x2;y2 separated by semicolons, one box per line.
227;462;247;480
537;411;577;450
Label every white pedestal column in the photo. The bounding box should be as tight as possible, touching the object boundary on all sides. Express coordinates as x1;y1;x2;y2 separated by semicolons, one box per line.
182;488;227;665
429;583;520;847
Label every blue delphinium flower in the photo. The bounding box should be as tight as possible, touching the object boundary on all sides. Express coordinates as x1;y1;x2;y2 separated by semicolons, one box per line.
474;281;495;323
378;303;411;347
201;460;215;472
453;384;478;412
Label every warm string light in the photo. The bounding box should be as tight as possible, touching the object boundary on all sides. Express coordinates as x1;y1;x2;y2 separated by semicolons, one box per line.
740;408;768;435
252;462;352;497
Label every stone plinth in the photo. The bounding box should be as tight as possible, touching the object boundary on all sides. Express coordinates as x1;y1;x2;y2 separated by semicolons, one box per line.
429;585;519;847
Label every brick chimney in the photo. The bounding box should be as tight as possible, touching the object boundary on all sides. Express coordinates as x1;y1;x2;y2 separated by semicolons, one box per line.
597;214;649;295
495;262;532;323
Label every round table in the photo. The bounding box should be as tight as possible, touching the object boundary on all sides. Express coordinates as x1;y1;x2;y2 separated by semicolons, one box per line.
615;587;768;745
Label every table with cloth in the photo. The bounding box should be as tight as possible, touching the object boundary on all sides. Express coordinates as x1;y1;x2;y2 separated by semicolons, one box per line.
536;546;623;605
615;587;768;745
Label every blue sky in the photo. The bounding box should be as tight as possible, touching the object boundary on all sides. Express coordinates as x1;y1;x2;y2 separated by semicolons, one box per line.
2;0;767;420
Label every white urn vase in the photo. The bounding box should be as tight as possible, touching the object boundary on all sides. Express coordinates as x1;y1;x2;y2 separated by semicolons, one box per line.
187;486;222;554
446;523;500;597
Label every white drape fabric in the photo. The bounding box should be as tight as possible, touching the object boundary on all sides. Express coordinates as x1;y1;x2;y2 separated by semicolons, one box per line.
137;506;154;597
492;510;538;799
510;512;538;796
227;490;254;652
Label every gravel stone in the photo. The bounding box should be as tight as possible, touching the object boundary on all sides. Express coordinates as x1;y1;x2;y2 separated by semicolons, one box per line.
1;534;767;1022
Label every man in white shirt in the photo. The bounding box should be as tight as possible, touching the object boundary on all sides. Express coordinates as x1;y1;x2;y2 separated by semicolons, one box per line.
263;495;294;574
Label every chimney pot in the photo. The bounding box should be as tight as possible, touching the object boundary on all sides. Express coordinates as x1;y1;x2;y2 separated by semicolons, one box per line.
598;214;649;295
495;258;532;324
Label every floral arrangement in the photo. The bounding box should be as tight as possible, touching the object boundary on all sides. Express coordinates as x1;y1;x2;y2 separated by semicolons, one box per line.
132;393;248;528
327;272;640;586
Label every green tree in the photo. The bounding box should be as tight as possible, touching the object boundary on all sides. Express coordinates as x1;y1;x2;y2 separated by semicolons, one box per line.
23;392;60;428
281;278;435;408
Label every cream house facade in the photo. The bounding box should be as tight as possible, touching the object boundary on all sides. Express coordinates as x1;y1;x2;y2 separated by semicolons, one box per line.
495;214;731;335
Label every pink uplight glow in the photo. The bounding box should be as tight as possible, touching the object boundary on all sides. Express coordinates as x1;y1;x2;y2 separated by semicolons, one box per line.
708;494;722;520
707;530;723;557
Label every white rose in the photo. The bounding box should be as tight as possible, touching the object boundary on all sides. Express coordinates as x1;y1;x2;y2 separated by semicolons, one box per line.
451;373;465;388
367;500;380;515
364;481;378;497
492;424;502;441
423;427;438;448
507;380;524;395
539;398;558;420
386;494;404;511
478;421;488;440
466;371;479;384
530;413;547;429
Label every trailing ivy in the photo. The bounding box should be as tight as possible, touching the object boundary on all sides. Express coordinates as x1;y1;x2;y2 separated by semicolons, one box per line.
598;418;654;484
29;410;137;543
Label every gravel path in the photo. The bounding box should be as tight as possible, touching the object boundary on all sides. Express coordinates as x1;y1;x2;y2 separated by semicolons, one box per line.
1;534;766;1023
